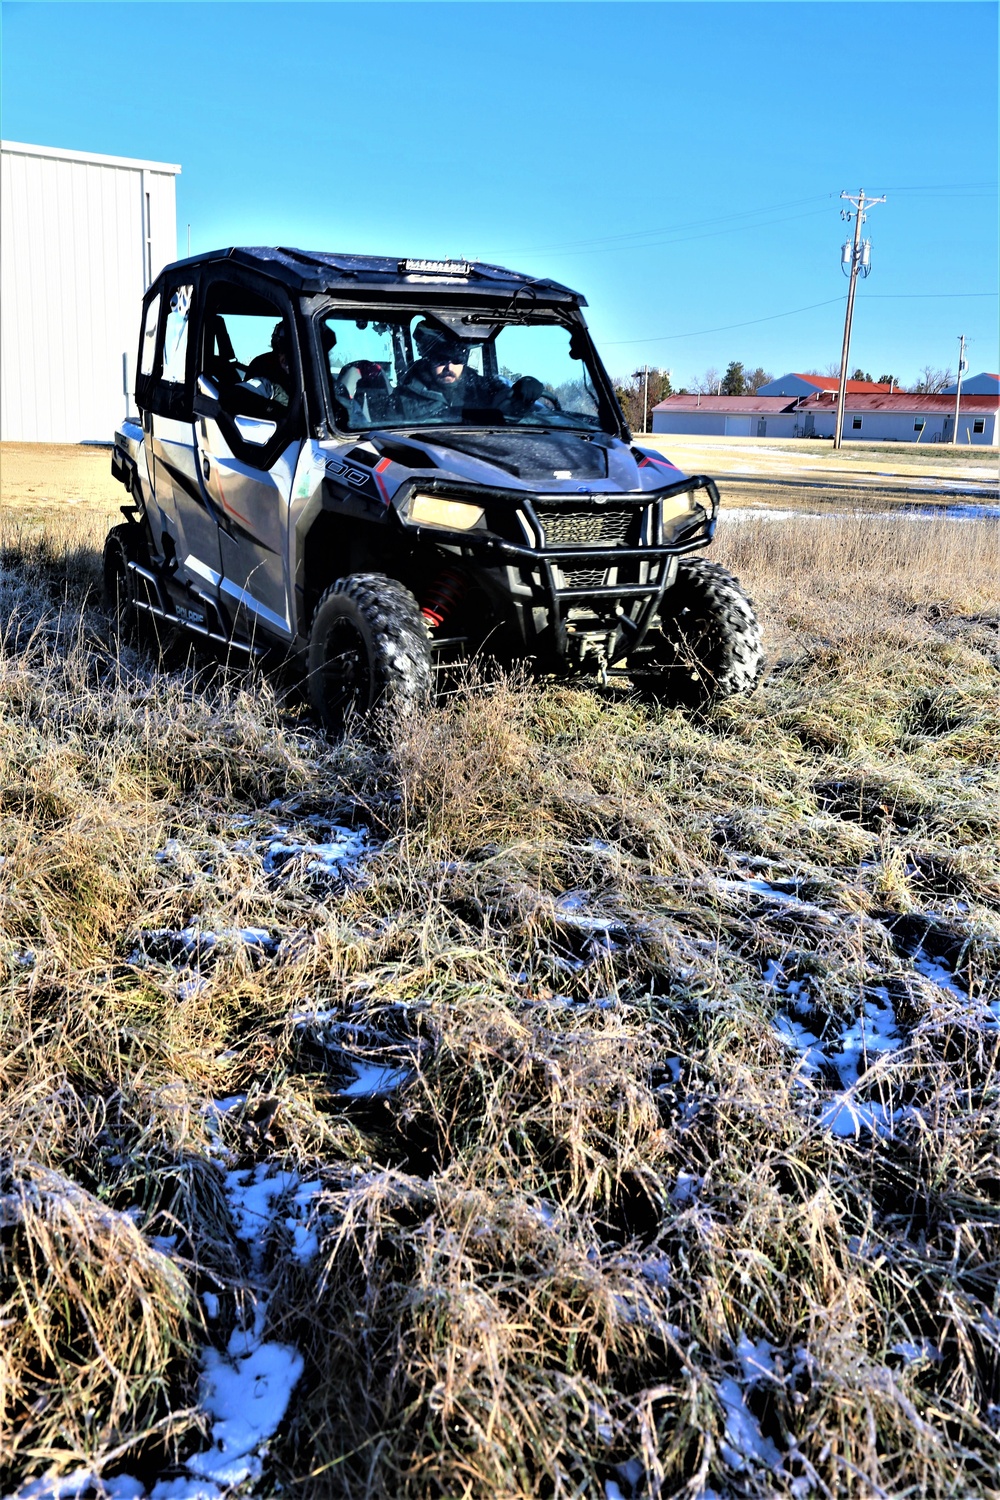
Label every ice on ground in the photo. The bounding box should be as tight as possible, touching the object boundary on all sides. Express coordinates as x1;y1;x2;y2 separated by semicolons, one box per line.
911;944;966;998
736;1331;777;1384
339;1062;413;1098
716;1377;783;1473
767;961;903;1087
820;1094;901;1139
284;1179;324;1263
145;1162;313;1498
263;823;367;881
713;875;837;926
183;1341;304;1489
670;1172;701;1206
892;1339;941;1364
827;988;901;1089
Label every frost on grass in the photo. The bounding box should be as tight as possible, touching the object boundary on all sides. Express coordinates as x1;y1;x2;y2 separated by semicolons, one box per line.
4;512;1000;1498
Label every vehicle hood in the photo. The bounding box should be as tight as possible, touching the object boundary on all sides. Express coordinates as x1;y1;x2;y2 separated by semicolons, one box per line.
354;428;688;497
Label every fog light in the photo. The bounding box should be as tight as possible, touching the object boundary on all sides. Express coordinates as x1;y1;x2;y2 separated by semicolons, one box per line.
408;494;486;531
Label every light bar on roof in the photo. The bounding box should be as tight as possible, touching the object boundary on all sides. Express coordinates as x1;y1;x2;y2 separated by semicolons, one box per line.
399;258;471;275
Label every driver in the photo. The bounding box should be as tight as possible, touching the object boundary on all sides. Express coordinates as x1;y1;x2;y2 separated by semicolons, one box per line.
394;322;510;421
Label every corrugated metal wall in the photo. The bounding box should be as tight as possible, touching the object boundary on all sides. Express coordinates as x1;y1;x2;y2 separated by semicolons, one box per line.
1;143;179;442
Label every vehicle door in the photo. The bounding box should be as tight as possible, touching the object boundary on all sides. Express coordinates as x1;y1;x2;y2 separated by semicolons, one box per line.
192;276;305;644
146;276;222;584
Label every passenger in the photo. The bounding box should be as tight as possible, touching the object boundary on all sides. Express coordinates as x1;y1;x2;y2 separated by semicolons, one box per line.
243;321;293;407
394;322;509;422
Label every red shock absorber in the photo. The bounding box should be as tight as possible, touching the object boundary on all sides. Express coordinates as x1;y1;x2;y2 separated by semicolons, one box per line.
420;565;467;629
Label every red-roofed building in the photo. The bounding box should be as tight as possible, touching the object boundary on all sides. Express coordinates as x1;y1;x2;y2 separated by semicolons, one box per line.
794;391;998;445
650;390;998;444
650;394;801;438
758;372;893;397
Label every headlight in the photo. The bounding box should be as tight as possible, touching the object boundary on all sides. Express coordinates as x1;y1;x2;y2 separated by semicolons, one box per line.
407;493;486;531
661;491;698;523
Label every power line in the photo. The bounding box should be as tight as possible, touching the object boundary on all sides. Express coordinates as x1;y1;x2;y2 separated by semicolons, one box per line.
509;193;835;255
866;291;998;298
604;297;847;346
518;207;833;260
507;183;996;260
603;290;998;348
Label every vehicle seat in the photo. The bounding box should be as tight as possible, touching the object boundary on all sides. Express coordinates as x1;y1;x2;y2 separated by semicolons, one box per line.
336;361;392;423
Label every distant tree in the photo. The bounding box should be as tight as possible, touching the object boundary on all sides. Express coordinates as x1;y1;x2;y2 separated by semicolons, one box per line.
823;362;842;378
613;367;673;432
743;366;773;395
721;361;746;396
690;367;721;395
876;374;897;389
913;365;953;394
851;368;874;383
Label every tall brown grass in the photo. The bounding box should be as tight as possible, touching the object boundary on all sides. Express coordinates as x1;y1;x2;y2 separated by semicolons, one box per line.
1;508;998;1497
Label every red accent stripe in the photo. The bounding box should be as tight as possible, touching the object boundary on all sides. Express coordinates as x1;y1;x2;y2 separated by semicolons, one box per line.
373;455;392;504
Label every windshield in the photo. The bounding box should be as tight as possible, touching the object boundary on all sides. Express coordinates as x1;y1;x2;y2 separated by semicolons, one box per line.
319;311;607;433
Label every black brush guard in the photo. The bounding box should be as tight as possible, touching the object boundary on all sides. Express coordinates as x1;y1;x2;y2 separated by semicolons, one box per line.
400;473;720;662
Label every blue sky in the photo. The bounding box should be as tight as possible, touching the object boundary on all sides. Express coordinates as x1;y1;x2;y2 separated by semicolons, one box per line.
3;0;997;387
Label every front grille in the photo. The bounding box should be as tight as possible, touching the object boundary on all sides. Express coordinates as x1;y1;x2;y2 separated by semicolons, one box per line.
536;506;634;547
560;567;609;590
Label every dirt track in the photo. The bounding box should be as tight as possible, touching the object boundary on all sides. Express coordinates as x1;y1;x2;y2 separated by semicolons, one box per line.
1;442;123;522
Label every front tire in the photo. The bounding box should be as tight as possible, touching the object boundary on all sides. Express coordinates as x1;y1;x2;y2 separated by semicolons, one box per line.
307;573;433;735
629;558;763;707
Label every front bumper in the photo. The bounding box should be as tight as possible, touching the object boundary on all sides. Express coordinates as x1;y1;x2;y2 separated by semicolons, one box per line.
397;473;719;661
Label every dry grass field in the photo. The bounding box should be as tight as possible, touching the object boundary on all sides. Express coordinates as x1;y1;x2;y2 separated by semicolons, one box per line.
1;453;999;1498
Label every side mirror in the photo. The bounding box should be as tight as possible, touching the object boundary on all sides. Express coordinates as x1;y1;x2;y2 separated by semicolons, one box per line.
193;373;220;416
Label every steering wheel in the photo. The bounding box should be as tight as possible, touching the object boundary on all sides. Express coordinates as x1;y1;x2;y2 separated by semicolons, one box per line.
510;376;562;416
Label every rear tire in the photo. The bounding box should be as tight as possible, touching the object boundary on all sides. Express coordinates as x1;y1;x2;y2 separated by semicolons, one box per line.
307;573;432;735
102;524;142;644
629;558;763;707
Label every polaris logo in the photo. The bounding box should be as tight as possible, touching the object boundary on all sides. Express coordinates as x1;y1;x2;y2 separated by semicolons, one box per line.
325;458;372;488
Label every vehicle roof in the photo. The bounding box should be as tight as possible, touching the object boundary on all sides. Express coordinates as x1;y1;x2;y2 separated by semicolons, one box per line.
160;246;586;305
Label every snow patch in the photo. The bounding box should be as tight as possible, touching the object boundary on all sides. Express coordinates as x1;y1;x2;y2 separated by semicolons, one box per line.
716;1377;783;1473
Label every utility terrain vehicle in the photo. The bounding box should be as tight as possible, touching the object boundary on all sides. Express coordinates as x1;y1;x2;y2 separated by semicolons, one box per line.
108;247;762;728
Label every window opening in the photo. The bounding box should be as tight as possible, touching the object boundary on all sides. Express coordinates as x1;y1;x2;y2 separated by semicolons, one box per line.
851;416;862;430
913;418;925;431
203;284;296;413
973;417;986;434
161;285;193;385
320;311;602;433
139;294;160;376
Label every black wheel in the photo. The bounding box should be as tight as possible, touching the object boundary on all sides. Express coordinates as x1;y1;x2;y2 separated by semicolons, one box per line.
629;558;763;707
103;520;173;656
102;524;141;644
307;573;432;735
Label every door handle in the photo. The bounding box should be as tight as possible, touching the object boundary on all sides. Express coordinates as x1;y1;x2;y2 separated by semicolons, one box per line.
202;456;211;480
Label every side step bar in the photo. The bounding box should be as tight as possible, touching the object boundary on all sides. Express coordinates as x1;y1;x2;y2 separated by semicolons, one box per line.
127;563;259;656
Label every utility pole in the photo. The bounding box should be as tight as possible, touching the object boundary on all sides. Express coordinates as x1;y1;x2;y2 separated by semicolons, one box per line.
632;364;650;432
953;334;967;445
833;189;886;450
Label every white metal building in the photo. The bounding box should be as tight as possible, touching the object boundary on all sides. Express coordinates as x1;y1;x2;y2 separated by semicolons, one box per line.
794;391;999;445
1;140;180;443
651;395;801;438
